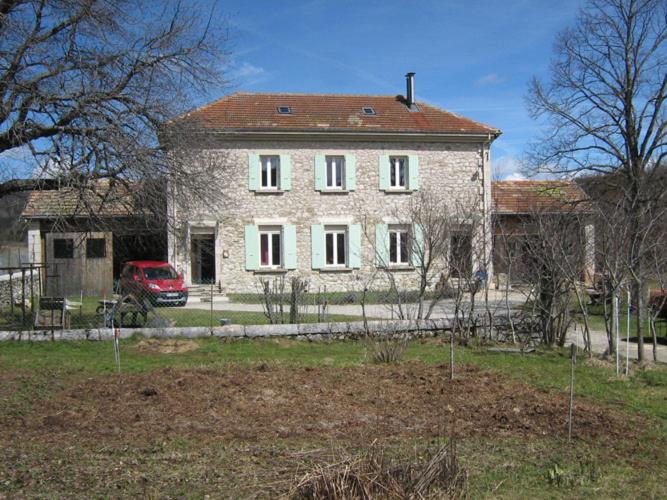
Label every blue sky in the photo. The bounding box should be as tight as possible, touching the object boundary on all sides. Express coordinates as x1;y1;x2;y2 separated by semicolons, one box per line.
218;0;585;179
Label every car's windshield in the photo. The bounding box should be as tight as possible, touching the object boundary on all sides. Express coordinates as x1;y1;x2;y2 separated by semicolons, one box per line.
143;266;177;280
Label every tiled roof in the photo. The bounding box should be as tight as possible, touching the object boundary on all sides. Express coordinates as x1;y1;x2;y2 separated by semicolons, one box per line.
174;93;500;136
492;180;591;214
21;183;136;218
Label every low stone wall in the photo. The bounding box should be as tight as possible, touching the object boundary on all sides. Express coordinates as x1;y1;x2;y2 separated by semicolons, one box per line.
0;272;34;309
0;318;452;342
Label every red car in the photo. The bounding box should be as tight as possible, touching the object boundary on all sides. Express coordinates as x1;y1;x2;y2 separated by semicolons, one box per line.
119;261;188;307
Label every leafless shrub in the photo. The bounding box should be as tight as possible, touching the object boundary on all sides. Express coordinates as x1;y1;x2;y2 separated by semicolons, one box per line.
368;334;408;364
290;441;466;499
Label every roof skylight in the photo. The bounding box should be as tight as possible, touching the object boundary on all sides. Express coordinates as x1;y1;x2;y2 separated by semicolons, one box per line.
277;106;292;114
362;106;376;115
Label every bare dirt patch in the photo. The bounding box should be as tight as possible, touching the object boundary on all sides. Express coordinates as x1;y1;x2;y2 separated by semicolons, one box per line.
133;338;200;354
3;363;639;447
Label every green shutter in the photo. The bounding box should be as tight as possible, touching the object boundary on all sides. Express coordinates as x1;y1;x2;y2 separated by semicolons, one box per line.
378;155;389;190
248;154;260;191
375;223;389;266
348;224;361;268
244;225;259;270
283;224;297;269
310;224;324;269
345;155;356;191
280;154;291;190
408;155;420;190
411;223;424;267
314;155;326;191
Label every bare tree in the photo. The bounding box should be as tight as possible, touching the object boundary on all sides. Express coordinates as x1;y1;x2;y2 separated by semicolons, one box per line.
526;0;667;360
0;0;228;220
363;189;484;323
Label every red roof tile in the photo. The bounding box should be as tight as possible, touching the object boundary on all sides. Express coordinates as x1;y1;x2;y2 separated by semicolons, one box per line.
21;183;136;218
492;180;591;214
174;93;500;136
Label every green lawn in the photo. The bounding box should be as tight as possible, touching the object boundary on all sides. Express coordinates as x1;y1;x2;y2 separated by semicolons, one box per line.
228;289;449;305
1;296;365;330
1;338;666;497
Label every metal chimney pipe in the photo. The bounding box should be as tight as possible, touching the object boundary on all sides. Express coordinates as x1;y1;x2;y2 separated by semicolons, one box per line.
405;72;416;107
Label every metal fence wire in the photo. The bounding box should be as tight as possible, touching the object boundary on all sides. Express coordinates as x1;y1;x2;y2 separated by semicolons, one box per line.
0;271;571;344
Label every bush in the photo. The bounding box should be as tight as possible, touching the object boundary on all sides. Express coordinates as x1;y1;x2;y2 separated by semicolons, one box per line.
290;441;466;499
369;336;408;364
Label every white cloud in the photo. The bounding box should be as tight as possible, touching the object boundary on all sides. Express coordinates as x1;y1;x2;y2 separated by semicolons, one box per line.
227;61;269;87
504;172;527;181
493;155;526;180
475;73;507;86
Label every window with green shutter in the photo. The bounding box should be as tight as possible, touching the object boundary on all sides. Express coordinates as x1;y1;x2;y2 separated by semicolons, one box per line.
375;223;389;266
279;154;291;190
407;155;419;190
411;223;424;267
249;154;291;192
344;155;356;191
348;224;361;268
315;154;356;192
283;224;297;269
310;224;325;269
379;154;420;191
244;225;259;270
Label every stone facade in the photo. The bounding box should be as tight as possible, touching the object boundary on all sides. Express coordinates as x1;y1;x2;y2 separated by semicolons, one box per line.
169;138;493;294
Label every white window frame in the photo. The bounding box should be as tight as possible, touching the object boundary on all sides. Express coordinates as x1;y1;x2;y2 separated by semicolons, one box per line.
259;226;283;268
260;155;280;190
324;226;347;267
389;226;410;265
389;156;408;189
325;155;345;190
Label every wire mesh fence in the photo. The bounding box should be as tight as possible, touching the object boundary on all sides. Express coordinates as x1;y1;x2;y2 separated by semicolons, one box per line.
0;270;550;344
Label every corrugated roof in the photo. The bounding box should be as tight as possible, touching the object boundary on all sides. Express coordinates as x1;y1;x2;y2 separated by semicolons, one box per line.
174;93;500;136
492;180;591;214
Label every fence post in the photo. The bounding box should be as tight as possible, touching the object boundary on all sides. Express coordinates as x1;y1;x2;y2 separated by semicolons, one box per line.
8;270;13;317
568;343;576;442
450;330;455;380
21;269;26;325
210;282;214;334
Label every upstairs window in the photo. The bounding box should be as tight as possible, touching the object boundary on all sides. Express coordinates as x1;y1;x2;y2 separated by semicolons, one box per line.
390;156;408;189
260;155;280;189
326;156;345;189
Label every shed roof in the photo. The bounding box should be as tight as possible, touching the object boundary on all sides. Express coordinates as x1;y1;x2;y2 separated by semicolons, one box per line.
492;180;591;214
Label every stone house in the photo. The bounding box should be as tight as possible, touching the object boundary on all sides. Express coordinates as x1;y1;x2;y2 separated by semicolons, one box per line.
165;75;501;294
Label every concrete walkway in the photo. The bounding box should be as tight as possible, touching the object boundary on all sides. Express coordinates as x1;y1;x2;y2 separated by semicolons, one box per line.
566;325;667;363
184;289;528;320
185;289;666;363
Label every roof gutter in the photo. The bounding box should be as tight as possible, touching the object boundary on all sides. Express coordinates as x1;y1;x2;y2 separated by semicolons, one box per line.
167;128;502;144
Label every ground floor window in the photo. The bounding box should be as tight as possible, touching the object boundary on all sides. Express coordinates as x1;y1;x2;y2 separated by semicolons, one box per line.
325;227;347;266
259;227;282;267
389;227;410;265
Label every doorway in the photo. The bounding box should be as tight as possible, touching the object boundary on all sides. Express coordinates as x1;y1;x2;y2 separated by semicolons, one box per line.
190;234;216;284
